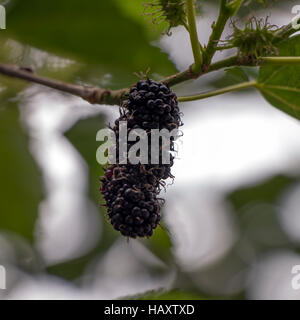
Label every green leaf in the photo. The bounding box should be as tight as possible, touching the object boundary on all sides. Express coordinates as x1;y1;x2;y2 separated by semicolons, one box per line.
258;35;300;120
6;0;177;87
207;66;254;89
112;0;168;38
0;102;42;242
225;67;250;82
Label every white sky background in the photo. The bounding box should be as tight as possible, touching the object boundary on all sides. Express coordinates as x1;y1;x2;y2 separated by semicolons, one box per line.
4;3;300;299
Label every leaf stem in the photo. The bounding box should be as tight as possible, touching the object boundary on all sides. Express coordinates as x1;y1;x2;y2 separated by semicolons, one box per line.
186;0;203;73
178;80;258;102
261;56;300;64
204;0;231;65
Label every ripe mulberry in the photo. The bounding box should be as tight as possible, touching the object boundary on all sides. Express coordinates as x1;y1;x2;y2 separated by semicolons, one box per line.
100;79;183;238
101;165;161;238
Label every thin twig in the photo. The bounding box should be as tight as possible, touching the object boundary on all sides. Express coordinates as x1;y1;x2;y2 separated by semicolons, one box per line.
0;17;298;105
0;55;241;103
161;55;240;87
0;64;127;105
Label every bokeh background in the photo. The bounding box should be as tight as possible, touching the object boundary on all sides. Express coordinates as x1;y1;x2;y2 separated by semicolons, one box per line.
1;0;300;300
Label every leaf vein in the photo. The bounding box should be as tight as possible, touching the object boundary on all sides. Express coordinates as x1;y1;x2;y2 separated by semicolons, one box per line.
260;88;300;116
264;85;300;93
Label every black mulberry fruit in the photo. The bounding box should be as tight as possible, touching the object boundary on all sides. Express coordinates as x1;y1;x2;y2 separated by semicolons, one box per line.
101;164;161;238
100;79;183;238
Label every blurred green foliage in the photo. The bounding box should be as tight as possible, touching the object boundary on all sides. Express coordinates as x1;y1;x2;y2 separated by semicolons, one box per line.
0;0;300;300
229;175;297;251
0;102;42;242
5;0;177;88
